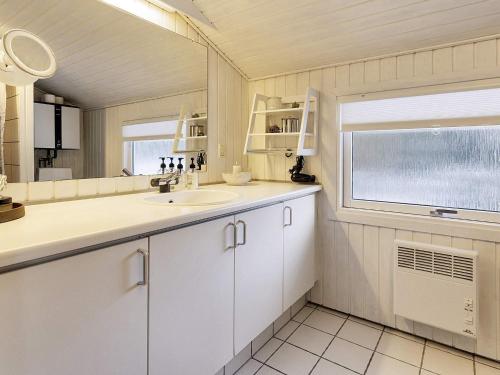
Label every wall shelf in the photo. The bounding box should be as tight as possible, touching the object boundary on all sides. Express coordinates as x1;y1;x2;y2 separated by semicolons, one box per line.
173;107;207;154
244;87;319;156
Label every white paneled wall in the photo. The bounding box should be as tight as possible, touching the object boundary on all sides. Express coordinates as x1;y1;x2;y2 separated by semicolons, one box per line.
323;222;499;358
249;35;500;360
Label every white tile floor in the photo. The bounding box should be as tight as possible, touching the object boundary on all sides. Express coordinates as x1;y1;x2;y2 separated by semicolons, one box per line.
233;303;500;375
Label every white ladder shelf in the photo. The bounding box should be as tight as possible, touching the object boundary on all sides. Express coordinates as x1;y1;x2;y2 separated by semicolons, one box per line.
173;105;208;154
244;87;319;156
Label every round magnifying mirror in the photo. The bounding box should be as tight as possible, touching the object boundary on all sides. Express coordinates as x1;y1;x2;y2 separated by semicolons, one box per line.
0;29;56;86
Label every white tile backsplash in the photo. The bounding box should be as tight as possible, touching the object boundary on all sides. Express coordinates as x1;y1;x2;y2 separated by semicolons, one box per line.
133;175;150;191
77;179;98;197
115;177;134;193
28;181;54;201
97;178;116;195
2;182;28;202
54;180;78;199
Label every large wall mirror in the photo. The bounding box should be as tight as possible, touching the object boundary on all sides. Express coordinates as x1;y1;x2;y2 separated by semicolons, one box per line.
0;0;208;182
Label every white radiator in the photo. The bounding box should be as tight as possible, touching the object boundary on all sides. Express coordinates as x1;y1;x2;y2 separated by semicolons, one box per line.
393;240;478;338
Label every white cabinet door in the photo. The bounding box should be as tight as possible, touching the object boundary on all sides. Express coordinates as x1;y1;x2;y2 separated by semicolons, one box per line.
34;102;55;148
234;204;284;353
0;239;148;375
149;218;235;375
61;106;80;149
283;194;317;310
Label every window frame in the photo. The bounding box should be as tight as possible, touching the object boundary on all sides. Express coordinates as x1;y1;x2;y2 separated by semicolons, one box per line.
339;83;500;225
121;117;180;175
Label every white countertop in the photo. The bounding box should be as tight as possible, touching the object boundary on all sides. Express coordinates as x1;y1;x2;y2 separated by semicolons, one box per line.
0;182;321;268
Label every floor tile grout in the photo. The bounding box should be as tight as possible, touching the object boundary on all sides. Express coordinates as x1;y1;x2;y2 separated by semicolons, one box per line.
240;303;492;375
362;326;385;375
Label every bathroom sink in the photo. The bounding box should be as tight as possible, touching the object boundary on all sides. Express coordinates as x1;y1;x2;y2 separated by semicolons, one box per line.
144;189;239;206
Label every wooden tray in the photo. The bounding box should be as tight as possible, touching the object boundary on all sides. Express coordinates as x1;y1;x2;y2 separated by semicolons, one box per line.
0;203;25;223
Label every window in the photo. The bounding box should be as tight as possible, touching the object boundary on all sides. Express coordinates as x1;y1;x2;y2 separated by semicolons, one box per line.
341;87;500;223
122;119;185;175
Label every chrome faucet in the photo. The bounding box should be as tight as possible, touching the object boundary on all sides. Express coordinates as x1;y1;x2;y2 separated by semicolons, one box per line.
150;171;180;193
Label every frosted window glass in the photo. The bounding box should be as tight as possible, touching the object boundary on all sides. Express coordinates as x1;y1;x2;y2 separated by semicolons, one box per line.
131;140;184;175
351;126;500;212
342;88;500;126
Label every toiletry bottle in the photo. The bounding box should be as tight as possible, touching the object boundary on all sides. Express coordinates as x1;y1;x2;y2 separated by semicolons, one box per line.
187;158;199;190
159;157;166;174
177;158;184;174
168;157;175;172
189;157;196;172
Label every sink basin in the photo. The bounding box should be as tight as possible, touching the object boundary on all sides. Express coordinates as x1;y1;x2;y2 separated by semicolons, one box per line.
144;189;239;206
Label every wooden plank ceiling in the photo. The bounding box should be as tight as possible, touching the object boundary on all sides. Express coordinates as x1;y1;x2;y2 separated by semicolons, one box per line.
192;0;500;78
0;0;207;109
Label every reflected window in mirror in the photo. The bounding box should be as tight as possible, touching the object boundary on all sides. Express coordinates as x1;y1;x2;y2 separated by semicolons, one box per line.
122;120;185;175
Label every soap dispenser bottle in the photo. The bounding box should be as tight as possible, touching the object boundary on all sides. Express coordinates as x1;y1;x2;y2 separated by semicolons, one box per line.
168;157;175;172
159;157;167;174
186;157;199;190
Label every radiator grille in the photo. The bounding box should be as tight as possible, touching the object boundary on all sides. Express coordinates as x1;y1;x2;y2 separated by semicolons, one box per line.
397;245;474;282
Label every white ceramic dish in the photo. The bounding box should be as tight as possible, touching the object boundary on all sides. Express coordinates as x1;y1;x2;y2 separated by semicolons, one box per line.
222;172;252;186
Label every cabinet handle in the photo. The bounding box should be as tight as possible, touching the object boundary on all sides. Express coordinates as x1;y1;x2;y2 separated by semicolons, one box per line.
136;249;148;286
284;206;292;227
236;220;247;246
225;222;237;250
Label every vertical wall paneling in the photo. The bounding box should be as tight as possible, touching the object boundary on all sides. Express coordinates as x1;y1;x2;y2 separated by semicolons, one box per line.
308;69;322;181
363;225;379;322
475;240;497;358
396;54;414;79
273;76;287;182
453;44;474;72
321;222;336;307
284;74;299;175
364;60;380;83
247;35;500;361
349;63;364;86
432;47;453;74
335;65;349;89
474;39;497;69
378;227;396;328
414;51;433;77
380;57;397;81
334;222;350;312
263;77;277;180
349;224;364;318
